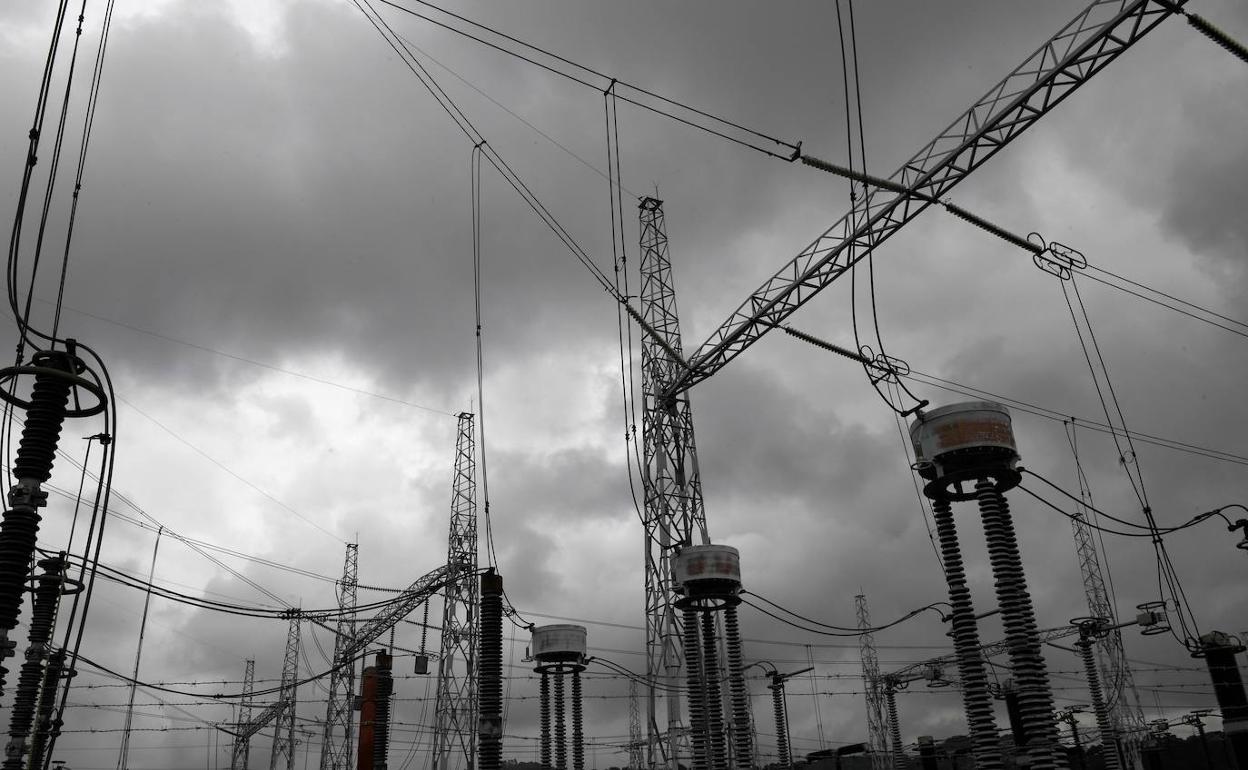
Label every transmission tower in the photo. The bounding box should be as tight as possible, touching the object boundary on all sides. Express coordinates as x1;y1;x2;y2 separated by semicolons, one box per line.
231;659;256;769
271;614;301;770
629;679;645;770
1071;512;1146;768
639;196;710;770
321;543;360;770
432;412;480;770
857;594;890;770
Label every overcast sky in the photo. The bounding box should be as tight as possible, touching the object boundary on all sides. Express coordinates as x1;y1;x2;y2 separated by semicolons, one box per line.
2;0;1247;768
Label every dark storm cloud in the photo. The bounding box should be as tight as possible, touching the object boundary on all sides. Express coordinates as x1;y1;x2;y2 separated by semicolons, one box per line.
5;0;1248;766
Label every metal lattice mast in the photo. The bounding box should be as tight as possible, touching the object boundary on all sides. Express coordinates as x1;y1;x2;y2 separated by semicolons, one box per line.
231;659;256;770
270;614;301;770
662;0;1186;397
856;594;890;770
432;413;480;770
640;196;710;770
1072;513;1145;767
321;543;360;770
629;679;645;770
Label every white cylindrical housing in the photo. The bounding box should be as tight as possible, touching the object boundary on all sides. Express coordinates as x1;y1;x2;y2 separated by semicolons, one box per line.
909;401;1018;479
674;544;742;598
531;624;587;663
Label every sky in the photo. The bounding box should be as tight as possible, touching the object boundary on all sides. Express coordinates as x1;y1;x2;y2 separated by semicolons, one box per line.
2;0;1248;768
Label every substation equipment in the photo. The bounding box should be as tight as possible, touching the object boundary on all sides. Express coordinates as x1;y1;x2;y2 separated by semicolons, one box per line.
673;544;753;770
530;625;589;770
910;401;1063;770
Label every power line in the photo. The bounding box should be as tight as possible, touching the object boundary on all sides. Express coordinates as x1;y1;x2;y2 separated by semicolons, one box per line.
118;395;343;543
374;0;801;159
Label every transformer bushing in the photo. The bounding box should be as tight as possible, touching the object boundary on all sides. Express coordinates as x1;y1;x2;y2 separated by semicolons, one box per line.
478;572;504;770
674;544;752;770
1193;631;1248;768
911;402;1062;770
0;348;105;691
531;625;588;770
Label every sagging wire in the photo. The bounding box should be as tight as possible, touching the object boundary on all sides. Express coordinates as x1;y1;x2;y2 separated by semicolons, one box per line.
470;143;499;575
374;0;802;160
603;86;678;554
834;0;926;418
1051;265;1203;651
740;592;949;637
1018;469;1238;538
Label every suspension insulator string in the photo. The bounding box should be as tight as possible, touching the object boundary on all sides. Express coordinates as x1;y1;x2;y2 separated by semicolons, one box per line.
931;497;1004;770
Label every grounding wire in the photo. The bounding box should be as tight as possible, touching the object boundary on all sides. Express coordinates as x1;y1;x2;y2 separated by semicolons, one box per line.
374;0;800;159
118;394;342;543
394;30;638;198
51;0;116;342
353;0;622;301
777;323;1248;467
471;143;499;573
51;299;456;415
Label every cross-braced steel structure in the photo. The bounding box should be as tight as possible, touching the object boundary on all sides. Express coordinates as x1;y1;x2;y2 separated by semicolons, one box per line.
231;660;256;769
639;196;710;770
270;614;301;770
432;412;480;770
857;594;890;770
662;0;1187;398
321;543;360;770
1072;513;1146;768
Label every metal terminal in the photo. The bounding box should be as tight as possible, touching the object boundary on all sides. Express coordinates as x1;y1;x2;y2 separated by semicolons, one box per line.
1135;601;1171;636
1031;237;1087;281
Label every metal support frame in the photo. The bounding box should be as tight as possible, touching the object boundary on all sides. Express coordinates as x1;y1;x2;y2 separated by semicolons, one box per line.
856;594;890;770
1071;514;1144;768
270;614;301;770
662;0;1185;397
230;659;256;770
628;679;645;770
639;196;710;770
321;543;360;770
432;412;480;770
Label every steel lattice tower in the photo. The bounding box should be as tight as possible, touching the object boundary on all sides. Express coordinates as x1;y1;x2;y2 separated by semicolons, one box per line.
1072;513;1145;768
231;660;256;769
321;543;360;770
629;679;645;770
432;412;480;770
639;196;710;770
271;614;301;770
857;595;890;770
